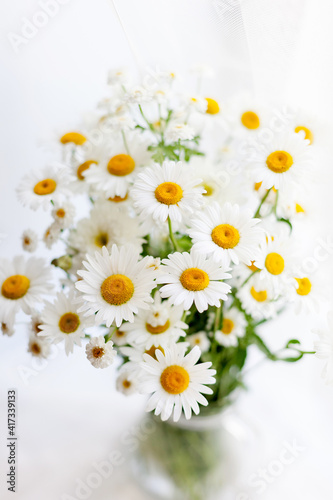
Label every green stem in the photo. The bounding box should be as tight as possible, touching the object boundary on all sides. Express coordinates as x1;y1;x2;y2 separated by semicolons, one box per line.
254;187;272;218
240;269;259;288
167;217;179;251
138;104;155;132
121;130;130;155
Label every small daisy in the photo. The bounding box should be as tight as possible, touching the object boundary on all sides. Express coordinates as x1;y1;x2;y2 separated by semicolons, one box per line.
31;314;43;335
68;202;145;256
76;245;156;327
157;250;231;313
140;343;216;422
215;308;246;347
121;291;187;349
1;312;15;337
28;335;50;358
21;229;38;253
291;273;325;315
107;67;131;86
0;256;53;316
43;222;62;249
237;277;280;321
164;123;195;143
111;326;130;346
86;335;116;368
188;331;210;352
314;312;333;385
132;161;205;223
39;291;93;355
116;365;139;395
17;163;73;211
51;202;76;228
123;86;153;104
189;202;263;268
249;131;313;190
84;134;152;198
255;236;295;295
205;97;220;115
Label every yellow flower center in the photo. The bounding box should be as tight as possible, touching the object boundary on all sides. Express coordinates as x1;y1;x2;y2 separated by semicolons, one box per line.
60;132;86;145
265;252;285;275
1;275;30;300
295;277;312;296
145;320;170;334
180;268;210;291
56;208;65;218
30;342;41;355
115;329;125;338
108;193;129;203
160;365;190;394
202;183;214;196
77;160;98;180
154;182;183;205
33;178;57;195
122;379;131;389
295;126;313;144
211;224;240;249
58;312;80;334
92;346;105;358
250;286;268;302
145;345;165;359
247;261;259;272
101;274;134;305
205;98;220;115
254;181;262;191
266;151;293;173
241;111;260;130
295;203;305;213
107;154;135;176
221;318;234;334
94;232;109;248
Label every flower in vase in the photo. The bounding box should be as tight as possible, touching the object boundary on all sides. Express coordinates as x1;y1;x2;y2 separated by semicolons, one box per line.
157;249;231;313
120;291;187;349
21;229;38;253
39;290;93;355
17;163;73;211
132;161;205;223
86;335;116;368
0;256;53;317
75;245;156;327
188;202;263;268
83;134;152;198
188;331;210;352
140;343;216;422
215;307;246;347
249;131;313;190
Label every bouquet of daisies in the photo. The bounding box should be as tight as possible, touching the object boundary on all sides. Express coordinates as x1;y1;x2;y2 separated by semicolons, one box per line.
2;67;318;423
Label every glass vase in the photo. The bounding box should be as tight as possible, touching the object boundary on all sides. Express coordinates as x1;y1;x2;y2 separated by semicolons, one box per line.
132;404;253;500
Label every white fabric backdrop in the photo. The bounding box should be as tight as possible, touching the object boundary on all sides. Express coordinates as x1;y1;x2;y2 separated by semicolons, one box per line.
0;1;333;499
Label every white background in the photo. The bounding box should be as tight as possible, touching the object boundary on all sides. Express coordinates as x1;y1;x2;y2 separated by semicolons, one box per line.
1;1;333;499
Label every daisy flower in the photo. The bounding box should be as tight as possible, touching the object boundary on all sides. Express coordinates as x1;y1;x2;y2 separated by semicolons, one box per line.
21;229;38;253
68;202;145;256
28;335;50;358
85;336;116;368
107;67;131;86
255;236;295;295
291;272;325;315
1;312;15;337
140;343;216;422
84;134;152;198
75;245;156;327
38;291;93;355
121;291;187;349
30;314;43;335
157;250;231;313
237;277;280;321
43;222;62;249
249;131;313;190
215;308;246;347
51;202;75;228
313;312;333;385
164;123;195;143
116;365;139;396
188;202;263;268
188;331;210;352
17;163;73;211
0;256;53;316
112;326;130;346
131;161;205;223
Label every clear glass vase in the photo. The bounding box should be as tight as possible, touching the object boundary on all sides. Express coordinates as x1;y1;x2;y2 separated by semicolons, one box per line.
132;404;254;500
